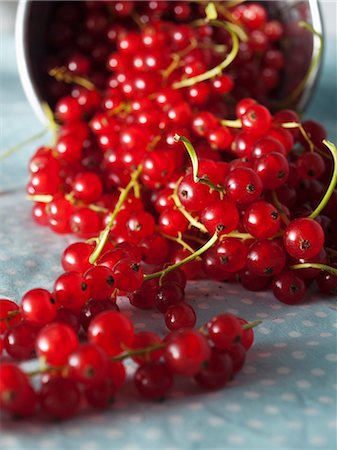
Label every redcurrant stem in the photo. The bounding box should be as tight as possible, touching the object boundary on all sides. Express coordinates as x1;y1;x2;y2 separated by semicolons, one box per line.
326;247;337;258
309;140;337;219
171;181;208;233
111;343;166;362
205;2;218;20
242;320;262;330
221;231;253;240
271;190;291;226
160;231;196;255
0;128;49;162
49;66;95;91
144;232;219;282
290;263;337;277
281;21;323;107
220;119;242;128
0;309;20;322
27;193;109;214
172;20;240;89
281;122;315;152
89;165;143;264
174;134;224;193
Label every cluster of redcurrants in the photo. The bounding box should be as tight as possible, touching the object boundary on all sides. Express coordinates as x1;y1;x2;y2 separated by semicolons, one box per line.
1;0;337;421
1;292;254;419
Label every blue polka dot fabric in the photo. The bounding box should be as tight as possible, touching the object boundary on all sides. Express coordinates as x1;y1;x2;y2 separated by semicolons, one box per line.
0;28;336;450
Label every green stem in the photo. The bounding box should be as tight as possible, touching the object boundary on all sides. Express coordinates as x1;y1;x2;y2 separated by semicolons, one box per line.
0;128;48;162
144;232;219;282
220;119;242;128
111;343;166;362
172;20;240;89
290;263;337;276
242;320;262;330
271;190;290;226
174;134;224;193
0;309;20;322
309;140;337;219
89;165;142;264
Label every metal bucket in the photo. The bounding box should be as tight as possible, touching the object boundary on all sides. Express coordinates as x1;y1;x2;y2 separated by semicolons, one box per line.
15;0;323;124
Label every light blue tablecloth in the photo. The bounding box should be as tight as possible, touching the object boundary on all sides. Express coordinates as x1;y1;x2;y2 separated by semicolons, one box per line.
0;25;336;450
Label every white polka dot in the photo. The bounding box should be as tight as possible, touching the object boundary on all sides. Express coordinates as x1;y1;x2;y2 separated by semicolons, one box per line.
288;331;301;338
256;312;269;318
81;443;100;450
306;341;320;346
188;402;203;411
198;303;210;310
104;429;123;438
296;379;311;389
310;436;327;446
227;434;245;444
208;416;225;427
325;353;337;362
274;342;287;348
315;311;328;317
242;365;257;374
241;298;253;305
272;318;285;324
277;367;291;375
292;351;306;360
281;393;296;401
257;352;272;358
247;419;263;429
302;320;314;327
328;420;337;429
286;421;303;430
186;431;204;441
265;405;280;415
320;332;332;337
145;429;162;440
260;379;275;386
225;403;241;413
168;415;183;424
243;391;260;399
304;408;318;415
134;322;146;329
269;303;282;310
311;368;326;376
318;396;333;404
129;414;142;423
333;322;337;329
257;326;270;335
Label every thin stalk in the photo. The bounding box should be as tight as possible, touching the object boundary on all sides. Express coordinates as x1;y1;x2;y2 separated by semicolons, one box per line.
290;263;337;276
271;190;291;226
0;128;48;162
89;165;143;264
144;232;218;282
309;140;337;219
173;20;240;89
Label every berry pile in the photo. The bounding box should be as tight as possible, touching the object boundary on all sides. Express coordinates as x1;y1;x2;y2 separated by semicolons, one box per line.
1;1;337;421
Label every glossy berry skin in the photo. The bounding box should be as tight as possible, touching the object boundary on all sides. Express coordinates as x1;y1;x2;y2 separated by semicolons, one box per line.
154;282;185;313
225;167;263;204
68;343;109;386
194;348;233;390
88;310;134;356
201;199;239;236
214;238;247;273
127;280;158;310
80;299;119;332
283;218;325;259
178;174;214;212
61;242;94;273
164;329;211;376
272;271;306;304
54;271;91;311
0;299;21;334
84;265;115;301
134;362;173;400
40;377;81;420
254;152;289;189
243;201;280;238
4;322;38;360
21;288;57;326
72;172;103;203
238;318;254;350
159;208;189;236
241;104;272;136
246;239;286;276
70;208;102;239
112;259;143;292
36;323;79;366
130;331;164;365
316;269;337;296
139;233;169;265
55;96;82;122
165;303;196;331
0;363;37;417
228;343;246;373
206;314;243;351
